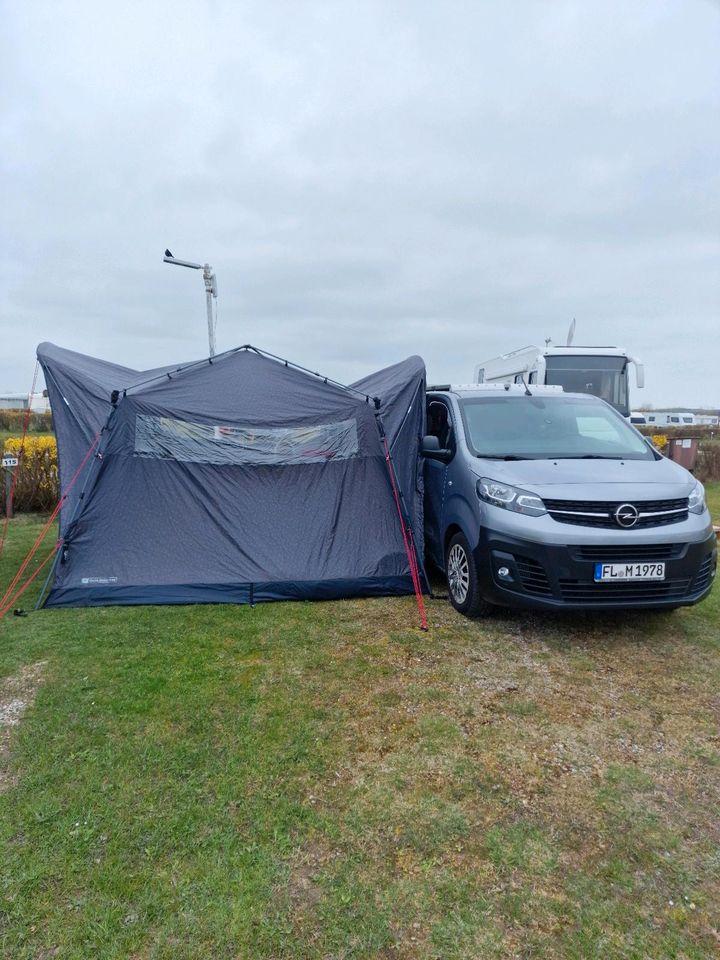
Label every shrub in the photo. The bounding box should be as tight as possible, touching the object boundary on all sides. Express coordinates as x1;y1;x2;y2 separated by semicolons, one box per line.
0;409;53;433
696;443;720;484
639;429;720;482
1;436;59;513
650;434;668;453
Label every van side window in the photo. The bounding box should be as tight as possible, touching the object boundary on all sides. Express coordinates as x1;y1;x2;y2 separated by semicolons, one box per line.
528;371;537;384
427;400;455;453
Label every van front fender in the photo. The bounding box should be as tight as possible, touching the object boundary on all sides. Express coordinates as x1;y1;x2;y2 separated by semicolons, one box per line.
442;491;482;555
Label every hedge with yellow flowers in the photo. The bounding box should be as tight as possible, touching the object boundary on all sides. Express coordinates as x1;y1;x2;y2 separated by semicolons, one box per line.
1;436;59;513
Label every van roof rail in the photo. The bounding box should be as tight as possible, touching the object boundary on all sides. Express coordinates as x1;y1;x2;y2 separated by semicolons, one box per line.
428;383;565;395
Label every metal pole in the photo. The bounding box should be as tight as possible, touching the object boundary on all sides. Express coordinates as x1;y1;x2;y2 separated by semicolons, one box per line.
163;252;217;358
203;264;216;357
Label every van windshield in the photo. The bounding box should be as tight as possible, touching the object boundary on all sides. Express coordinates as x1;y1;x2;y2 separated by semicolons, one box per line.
459;395;655;461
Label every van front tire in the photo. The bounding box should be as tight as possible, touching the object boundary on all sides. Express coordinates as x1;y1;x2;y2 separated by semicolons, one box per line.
445;532;494;618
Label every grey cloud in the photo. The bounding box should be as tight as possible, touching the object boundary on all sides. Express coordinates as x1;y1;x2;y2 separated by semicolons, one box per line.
1;0;719;406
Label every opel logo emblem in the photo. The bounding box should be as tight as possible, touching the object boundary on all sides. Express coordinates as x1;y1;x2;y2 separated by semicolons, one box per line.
614;503;639;528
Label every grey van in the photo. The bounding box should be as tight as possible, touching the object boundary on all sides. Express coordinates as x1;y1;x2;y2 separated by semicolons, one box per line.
422;384;716;616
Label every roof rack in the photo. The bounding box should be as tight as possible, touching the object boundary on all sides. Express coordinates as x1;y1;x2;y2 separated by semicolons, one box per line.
428;383;564;394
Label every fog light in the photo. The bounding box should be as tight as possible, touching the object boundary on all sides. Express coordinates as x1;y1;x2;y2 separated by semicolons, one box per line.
497;566;511;579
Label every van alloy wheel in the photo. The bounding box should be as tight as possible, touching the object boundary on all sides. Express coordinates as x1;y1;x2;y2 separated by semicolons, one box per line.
447;543;470;603
445;531;495;618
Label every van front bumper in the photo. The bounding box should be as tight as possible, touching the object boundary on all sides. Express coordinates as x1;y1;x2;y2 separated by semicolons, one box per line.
473;528;717;610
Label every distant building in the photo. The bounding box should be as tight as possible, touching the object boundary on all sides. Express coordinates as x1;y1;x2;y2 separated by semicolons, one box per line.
0;393;30;410
0;392;50;413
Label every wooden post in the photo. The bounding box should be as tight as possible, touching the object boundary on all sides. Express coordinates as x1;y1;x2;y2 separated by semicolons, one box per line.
4;466;12;519
2;457;19;519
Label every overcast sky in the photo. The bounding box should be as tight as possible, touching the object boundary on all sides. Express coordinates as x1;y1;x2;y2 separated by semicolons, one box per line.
2;0;719;407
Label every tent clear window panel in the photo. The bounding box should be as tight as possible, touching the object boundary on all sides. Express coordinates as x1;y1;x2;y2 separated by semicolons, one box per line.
135;415;359;465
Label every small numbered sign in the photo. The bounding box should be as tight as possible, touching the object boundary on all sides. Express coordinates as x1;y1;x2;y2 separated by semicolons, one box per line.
2;457;19;468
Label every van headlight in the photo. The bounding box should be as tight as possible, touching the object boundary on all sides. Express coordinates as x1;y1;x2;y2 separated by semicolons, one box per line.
688;480;706;515
477;478;547;517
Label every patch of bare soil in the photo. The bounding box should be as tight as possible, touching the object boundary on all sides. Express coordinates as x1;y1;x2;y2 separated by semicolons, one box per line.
285;839;329;910
0;660;47;792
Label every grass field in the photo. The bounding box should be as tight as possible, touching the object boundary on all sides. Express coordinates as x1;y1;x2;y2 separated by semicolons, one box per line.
0;489;718;959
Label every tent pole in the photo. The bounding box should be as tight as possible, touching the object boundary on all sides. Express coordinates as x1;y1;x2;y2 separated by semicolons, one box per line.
122;343;374;404
374;383;433;597
374;405;428;631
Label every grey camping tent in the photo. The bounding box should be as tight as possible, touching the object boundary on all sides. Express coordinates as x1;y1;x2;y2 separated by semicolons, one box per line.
37;342;426;608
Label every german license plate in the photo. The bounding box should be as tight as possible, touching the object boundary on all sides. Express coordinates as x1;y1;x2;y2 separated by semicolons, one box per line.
594;562;666;582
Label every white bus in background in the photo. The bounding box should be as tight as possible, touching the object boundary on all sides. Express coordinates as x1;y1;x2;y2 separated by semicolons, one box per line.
473;338;644;419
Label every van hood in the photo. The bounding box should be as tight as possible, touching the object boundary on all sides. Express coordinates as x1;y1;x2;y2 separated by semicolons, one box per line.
471;455;696;501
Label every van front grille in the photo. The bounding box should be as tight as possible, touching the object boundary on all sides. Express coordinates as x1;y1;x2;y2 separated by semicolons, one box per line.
692;553;716;594
572;544;685;562
544;498;689;529
515;557;552;596
558;578;692;603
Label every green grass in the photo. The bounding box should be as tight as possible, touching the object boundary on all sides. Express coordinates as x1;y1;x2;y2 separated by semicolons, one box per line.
0;508;718;959
705;479;720;523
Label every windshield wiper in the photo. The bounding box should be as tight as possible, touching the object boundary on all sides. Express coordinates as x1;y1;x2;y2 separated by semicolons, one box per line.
551;454;626;460
476;454;531;461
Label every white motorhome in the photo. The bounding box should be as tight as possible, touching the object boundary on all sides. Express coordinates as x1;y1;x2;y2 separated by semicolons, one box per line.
473;343;644;418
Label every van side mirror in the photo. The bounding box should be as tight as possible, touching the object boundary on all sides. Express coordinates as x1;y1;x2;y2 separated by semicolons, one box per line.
422;435;452;462
635;362;645;389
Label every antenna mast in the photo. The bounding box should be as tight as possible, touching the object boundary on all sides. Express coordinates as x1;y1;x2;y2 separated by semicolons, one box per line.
163;250;218;357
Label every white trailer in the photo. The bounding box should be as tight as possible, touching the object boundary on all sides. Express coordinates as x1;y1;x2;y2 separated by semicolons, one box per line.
473;342;644;418
644;411;697;427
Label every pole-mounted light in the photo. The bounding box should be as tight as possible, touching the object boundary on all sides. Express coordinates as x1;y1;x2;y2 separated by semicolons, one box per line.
163;249;218;357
